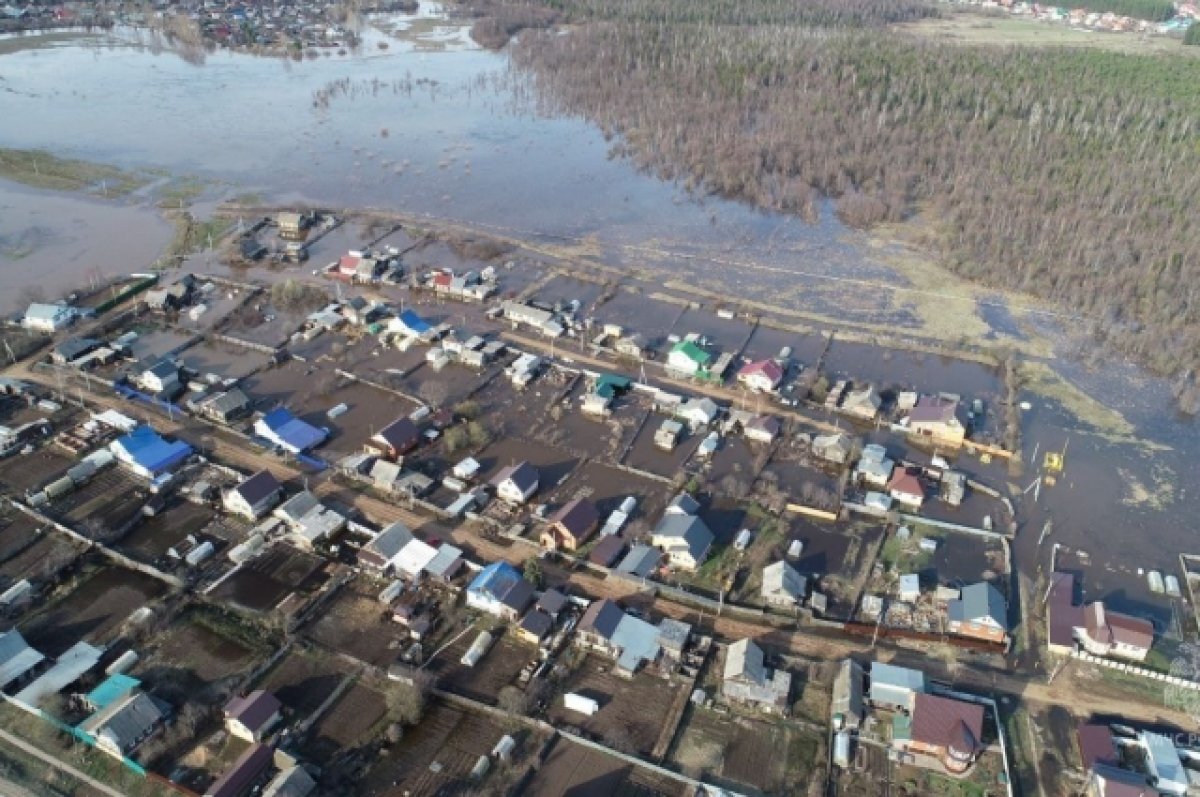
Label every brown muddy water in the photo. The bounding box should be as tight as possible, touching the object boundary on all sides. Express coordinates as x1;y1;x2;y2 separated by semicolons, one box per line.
1;6;1197;628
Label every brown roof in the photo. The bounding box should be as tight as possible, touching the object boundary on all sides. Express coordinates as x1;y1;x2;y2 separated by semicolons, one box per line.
224;690;281;734
551;498;599;539
888;469;924;498
1047;572;1083;650
1106;612;1154;651
1077;723;1118;769
908;396;960;425
910;693;984;757
204;742;273;797
589;534;626;567
579;599;623;641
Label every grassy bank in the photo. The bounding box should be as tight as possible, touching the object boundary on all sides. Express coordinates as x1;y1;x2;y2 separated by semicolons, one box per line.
0;148;146;196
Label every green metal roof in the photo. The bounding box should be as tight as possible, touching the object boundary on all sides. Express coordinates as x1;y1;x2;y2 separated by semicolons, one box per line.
671;340;711;365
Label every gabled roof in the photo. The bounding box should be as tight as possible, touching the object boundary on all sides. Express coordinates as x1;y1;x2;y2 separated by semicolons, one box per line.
910;693;984;757
361;522;414;566
112;426;193;474
948;582;1007;630
468;562;533;609
589;534;626;567
551;498;599;538
224;690;281;733
1077;723;1118;769
869;662;926;696
493;461;539;493
55;337;99;361
519;610;553;639
724;638;767;684
616;544;661;578
204;742;273;797
888;468;924;498
234;470;281;506
653;514;714;560
762;561;806;601
80;691;166;752
258;408;326;452
0;630;44;689
746;415;781;437
397;309;432;334
424;544;462;579
908;396;962;425
579;599;624;641
670;340;711;366
373;417;419;451
1107;611;1154;651
537;589;568;615
667;493;701;515
204;388;251;415
738;359;783;384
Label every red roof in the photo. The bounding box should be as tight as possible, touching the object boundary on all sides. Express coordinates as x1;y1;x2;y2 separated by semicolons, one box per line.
338;254;360;273
888;469;924;498
1107;612;1154;651
433;272;453;287
1047;572;1083;650
911;693;984;757
738;359;783;385
1077;723;1118;769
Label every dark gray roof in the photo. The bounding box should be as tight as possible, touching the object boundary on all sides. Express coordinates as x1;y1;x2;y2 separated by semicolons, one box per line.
206;388;250;415
580;599;624;640
495;461;539;492
145;360;179;379
54;337;99;361
667;493;701;515
235;470;281;506
948;582;1007;629
375;417;419;450
224;690;281;733
537;589;568;615
519;610;553;639
653;514;714;559
617;544;662;578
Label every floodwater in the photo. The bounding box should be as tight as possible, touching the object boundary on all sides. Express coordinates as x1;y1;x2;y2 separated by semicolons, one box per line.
2;6;1199;616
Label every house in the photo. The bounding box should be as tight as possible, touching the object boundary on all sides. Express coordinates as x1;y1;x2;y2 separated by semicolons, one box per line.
273;491;346;548
276;211;308;239
138;360;182;398
589;534;626;567
223;470;283;519
1087;765;1155;797
110;425;193;479
888;468;925;508
812;433;853;465
517;610;554;644
453;457;481;481
831;659;865;729
667;340;712;376
79;690;167;758
1138;731;1187;796
651;514;714;571
737;359;784;392
254;408;328;454
898;573;921;602
492;461;539;504
666;492;701;516
366;417;420;460
501;301;557;333
614;334;646;359
896;692;985;773
1046;572;1084;655
392;309;433;339
51;336;99;365
744;415;781;443
424;544;463;582
676;397;719;428
204;742;274;797
1077;723;1119;771
466;562;534;621
656;618;692;665
907;396;968;447
358;522;415;571
654;419;683;450
224;690;282;742
576;599;663;676
196;388;252;423
761;561;806;607
841;385;881;421
855;443;894;487
868;662;926;710
23;303;75;333
145;278;193;311
392;538;439;581
0;630;44;690
947;582;1008;644
722;639;791;714
370;459;404;492
541;498;599;551
1078;602;1154;662
616;544;662;578
262;766;316;797
537;589;568;619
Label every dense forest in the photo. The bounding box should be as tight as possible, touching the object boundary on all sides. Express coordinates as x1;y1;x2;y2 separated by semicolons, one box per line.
482;0;1200;380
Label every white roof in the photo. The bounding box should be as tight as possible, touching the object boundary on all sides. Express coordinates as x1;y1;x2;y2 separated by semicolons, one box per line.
15;641;102;706
0;630;44;689
394;539;439;579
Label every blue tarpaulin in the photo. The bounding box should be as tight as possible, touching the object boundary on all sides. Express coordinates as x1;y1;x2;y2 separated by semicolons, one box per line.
112;426;192;476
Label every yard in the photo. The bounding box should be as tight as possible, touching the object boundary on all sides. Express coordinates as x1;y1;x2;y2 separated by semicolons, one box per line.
118;499;218;564
669;706;824;795
20;563;168;657
209;543;325;612
545;654;683;757
0;514;83;587
526;735;690;797
254;647;350;723
302;682;389;765
622;412;704;479
303;581;404;667
426;627;535;706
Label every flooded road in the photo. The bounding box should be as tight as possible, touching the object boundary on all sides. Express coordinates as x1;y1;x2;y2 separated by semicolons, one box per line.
1;5;1198;620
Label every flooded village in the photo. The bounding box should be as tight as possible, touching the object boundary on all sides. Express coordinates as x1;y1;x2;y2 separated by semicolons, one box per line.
4;5;1200;797
0;202;1195;797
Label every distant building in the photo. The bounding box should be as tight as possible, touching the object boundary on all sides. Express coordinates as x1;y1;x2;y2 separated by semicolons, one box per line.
109;425;193;479
262;766;316;797
840;385;881;421
466;562;534;621
616;544;662;579
492;461;539;504
588;534;627;568
223;470;283;520
365;417;420;460
541;498;599;552
676;397;719;428
139;360;181;398
907;396;968;447
23;303;75;333
517;610;554;645
224;690;282;742
721;639;791;714
654;419;684;450
51;336;99;365
812;433;853;465
195;388;252;424
947;582;1008;644
737;359;783;393
254;408;328;454
0;630;45;691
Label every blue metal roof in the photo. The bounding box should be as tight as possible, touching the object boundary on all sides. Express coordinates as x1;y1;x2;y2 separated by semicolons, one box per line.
115;426;192;474
469;561;521;599
260;408;327;452
399;309;431;334
85;673;140;711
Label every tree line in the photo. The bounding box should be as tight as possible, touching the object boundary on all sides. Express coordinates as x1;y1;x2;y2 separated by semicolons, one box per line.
487;0;1200;378
1066;0;1175;21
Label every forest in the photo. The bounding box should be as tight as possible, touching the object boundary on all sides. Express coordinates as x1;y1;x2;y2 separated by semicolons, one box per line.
475;0;1200;382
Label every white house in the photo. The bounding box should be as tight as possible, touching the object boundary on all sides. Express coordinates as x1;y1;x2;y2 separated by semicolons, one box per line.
737;359;783;393
23;303;75;333
223;470;283;520
492;461;539;504
761;561;806;607
224;690;282;743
